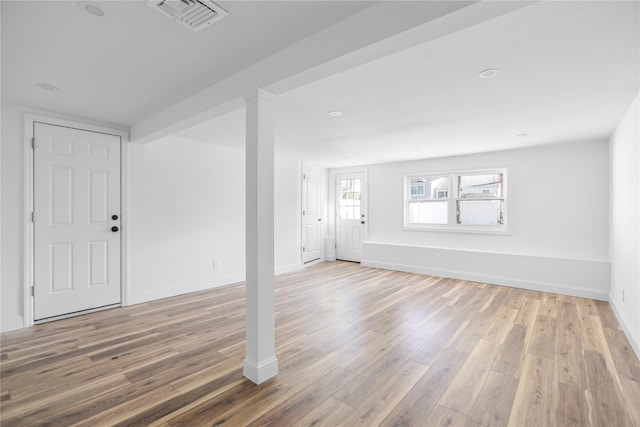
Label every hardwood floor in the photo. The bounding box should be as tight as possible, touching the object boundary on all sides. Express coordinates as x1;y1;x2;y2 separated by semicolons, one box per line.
1;261;639;426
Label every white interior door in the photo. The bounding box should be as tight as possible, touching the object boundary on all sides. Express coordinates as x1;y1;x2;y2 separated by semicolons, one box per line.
33;122;121;320
302;164;322;263
336;172;367;262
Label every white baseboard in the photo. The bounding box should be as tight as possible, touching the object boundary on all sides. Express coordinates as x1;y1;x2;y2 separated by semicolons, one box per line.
5;264;311;331
361;242;610;301
1;315;24;333
609;296;640;361
243;356;278;384
127;264;309;306
126;274;245;306
277;259;335;274
275;263;305;275
362;260;608;301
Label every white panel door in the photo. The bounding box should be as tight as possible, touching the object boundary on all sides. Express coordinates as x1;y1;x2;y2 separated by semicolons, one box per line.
33;122;121;320
302;164;322;263
336;172;367;262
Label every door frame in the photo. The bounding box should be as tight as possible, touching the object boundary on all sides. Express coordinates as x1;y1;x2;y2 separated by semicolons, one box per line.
329;167;368;262
23;113;130;327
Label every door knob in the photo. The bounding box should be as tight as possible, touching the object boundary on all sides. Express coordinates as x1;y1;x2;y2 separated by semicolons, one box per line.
361;221;365;224
317;218;322;222
111;226;119;232
112;214;119;220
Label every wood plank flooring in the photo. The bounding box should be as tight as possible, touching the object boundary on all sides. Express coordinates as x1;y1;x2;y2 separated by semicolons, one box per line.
1;261;639;426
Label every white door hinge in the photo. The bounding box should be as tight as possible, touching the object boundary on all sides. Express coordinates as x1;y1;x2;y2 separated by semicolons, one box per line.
31;138;35;149
31;286;35;297
31;211;35;223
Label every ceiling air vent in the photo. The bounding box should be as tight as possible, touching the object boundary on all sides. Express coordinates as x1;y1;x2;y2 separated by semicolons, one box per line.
147;0;228;32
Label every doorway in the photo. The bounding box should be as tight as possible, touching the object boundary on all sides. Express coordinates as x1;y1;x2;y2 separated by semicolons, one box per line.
335;171;367;262
301;164;322;263
32;121;122;321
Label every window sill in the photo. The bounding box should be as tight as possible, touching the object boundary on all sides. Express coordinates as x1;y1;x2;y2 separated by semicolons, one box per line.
402;224;510;235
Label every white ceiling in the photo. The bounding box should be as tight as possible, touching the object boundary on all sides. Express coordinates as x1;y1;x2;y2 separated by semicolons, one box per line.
177;1;640;167
1;0;373;125
2;1;639;168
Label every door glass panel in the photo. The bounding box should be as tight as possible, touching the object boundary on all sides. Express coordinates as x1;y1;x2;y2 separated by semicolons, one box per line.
339;178;362;220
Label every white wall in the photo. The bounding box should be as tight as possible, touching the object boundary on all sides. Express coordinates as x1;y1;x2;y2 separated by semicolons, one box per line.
125;137;308;304
366;141;609;259
274;154;303;273
609;93;640;357
127;136;247;303
331;141;610;300
1;103;25;331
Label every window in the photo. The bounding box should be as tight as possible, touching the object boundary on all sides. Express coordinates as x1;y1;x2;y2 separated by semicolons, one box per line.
405;169;507;232
457;172;504;226
406;176;449;225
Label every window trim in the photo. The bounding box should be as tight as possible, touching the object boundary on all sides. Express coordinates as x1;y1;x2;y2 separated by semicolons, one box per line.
403;168;508;234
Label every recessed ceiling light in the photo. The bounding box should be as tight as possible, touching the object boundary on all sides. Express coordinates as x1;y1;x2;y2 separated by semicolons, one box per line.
517;133;528;137
78;1;105;16
478;68;500;79
329;111;342;117
35;83;59;91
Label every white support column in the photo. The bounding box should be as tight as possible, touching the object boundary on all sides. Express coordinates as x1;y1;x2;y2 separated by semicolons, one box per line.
243;89;278;384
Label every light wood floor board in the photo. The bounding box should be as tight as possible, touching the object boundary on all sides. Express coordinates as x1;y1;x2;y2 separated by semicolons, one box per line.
1;261;639;426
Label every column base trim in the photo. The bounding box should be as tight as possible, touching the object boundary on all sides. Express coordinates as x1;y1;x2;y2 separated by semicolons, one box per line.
243;356;278;384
